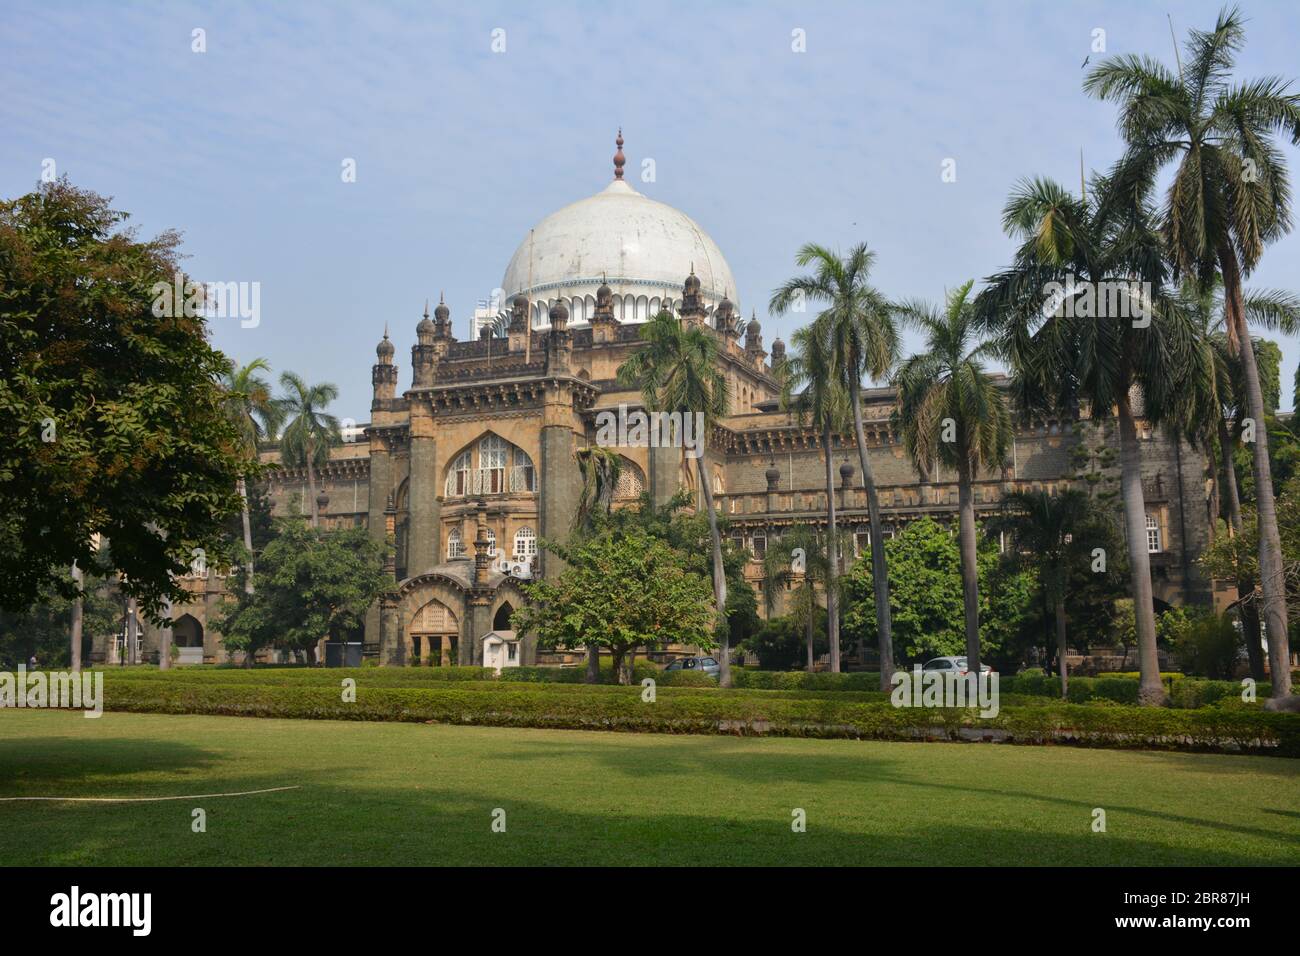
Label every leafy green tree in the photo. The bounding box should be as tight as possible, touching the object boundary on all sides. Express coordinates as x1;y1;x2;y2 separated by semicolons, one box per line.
895;281;1012;675
617;310;730;682
512;530;716;684
993;489;1108;696
0;179;249;618
572;445;625;682
215;522;387;665
0;569;119;669
843;516;1037;667
744;612;828;671
1174;281;1297;679
760;524;837;671
274;371;340;529
220;358;282;596
975;173;1197;705
1085;6;1300;697
780;317;851;671
770;243;900;688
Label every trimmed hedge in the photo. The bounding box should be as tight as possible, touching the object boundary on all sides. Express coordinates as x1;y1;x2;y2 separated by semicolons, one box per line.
731;670;884;691
97;677;1300;756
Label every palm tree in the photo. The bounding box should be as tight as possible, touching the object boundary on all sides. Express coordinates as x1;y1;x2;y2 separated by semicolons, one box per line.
69;561;83;671
975;174;1198;705
274;371;340;529
761;524;833;672
771;244;900;688
780;317;850;672
1175;281;1300;680
1084;6;1300;697
996;489;1097;697
574;445;623;682
895;281;1012;676
617;310;731;684
219;358;281;596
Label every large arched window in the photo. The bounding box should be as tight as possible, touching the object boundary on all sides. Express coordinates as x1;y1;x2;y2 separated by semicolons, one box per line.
445;435;536;498
445;451;471;497
447;527;465;560
614;458;646;500
513;526;537;560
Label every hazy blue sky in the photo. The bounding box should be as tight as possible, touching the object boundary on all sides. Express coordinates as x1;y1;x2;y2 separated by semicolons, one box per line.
3;0;1298;421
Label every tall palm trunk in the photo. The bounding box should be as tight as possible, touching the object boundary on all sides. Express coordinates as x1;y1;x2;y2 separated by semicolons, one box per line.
239;476;255;596
822;425;841;673
1219;419;1266;681
805;592;815;673
306;439;319;528
69;562;83;671
1219;246;1291;697
1118;395;1165;705
850;390;895;687
158;593;173;670
694;454;729;686
1054;599;1069;700
955;455;981;675
126;596;139;666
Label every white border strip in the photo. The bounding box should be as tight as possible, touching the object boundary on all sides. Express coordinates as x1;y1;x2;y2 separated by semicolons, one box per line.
0;786;300;803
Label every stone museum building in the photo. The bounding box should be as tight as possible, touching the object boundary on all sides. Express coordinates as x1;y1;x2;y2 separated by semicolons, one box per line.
106;133;1220;667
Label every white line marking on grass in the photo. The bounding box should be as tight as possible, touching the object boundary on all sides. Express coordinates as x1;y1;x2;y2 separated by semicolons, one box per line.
0;786;300;803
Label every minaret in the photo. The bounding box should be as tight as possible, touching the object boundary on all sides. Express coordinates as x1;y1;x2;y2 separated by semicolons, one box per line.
745;311;767;367
411;300;437;387
508;293;529;353
590;275;619;344
545;297;571;374
432;292;454;358
679;267;706;327
371;325;397;406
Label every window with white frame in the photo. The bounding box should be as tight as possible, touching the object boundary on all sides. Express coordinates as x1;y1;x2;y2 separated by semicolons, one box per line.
854;524;870;556
513;526;537;560
485;528;497;556
447;527;465;559
510;446;535;492
477;435;507;495
445;451;471;497
751;531;766;559
1146;514;1162;553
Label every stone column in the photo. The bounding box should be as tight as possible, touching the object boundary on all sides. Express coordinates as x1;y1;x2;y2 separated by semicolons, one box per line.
364;434;392;651
648;443;680;509
539;391;580;579
407;402;439;576
380;593;403;666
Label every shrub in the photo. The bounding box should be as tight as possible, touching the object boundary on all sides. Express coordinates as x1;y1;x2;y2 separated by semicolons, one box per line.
96;677;1300;756
1170;613;1242;679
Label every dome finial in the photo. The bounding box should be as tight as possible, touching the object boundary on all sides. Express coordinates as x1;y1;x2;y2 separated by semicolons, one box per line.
613;128;625;180
423;298;430;319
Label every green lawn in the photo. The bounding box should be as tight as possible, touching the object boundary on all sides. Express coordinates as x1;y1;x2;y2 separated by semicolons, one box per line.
3;710;1297;865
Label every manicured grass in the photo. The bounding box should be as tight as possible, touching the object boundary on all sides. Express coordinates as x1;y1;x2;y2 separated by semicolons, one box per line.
1;710;1296;865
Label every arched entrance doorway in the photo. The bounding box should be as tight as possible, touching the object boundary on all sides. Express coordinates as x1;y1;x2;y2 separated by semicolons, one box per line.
409;598;459;666
172;614;204;665
493;602;514;632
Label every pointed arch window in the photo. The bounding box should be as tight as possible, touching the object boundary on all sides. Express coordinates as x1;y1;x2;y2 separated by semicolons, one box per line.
447;527;465;560
446;451;471;497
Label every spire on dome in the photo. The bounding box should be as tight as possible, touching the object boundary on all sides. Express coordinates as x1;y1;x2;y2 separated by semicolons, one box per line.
613;129;625;180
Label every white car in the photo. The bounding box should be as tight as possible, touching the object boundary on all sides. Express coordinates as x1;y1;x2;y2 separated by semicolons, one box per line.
921;656;993;675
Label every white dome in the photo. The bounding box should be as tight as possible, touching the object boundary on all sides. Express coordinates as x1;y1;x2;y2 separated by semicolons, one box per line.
499;178;737;328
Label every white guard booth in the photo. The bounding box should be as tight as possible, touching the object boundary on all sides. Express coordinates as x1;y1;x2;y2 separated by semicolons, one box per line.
482;630;522;673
